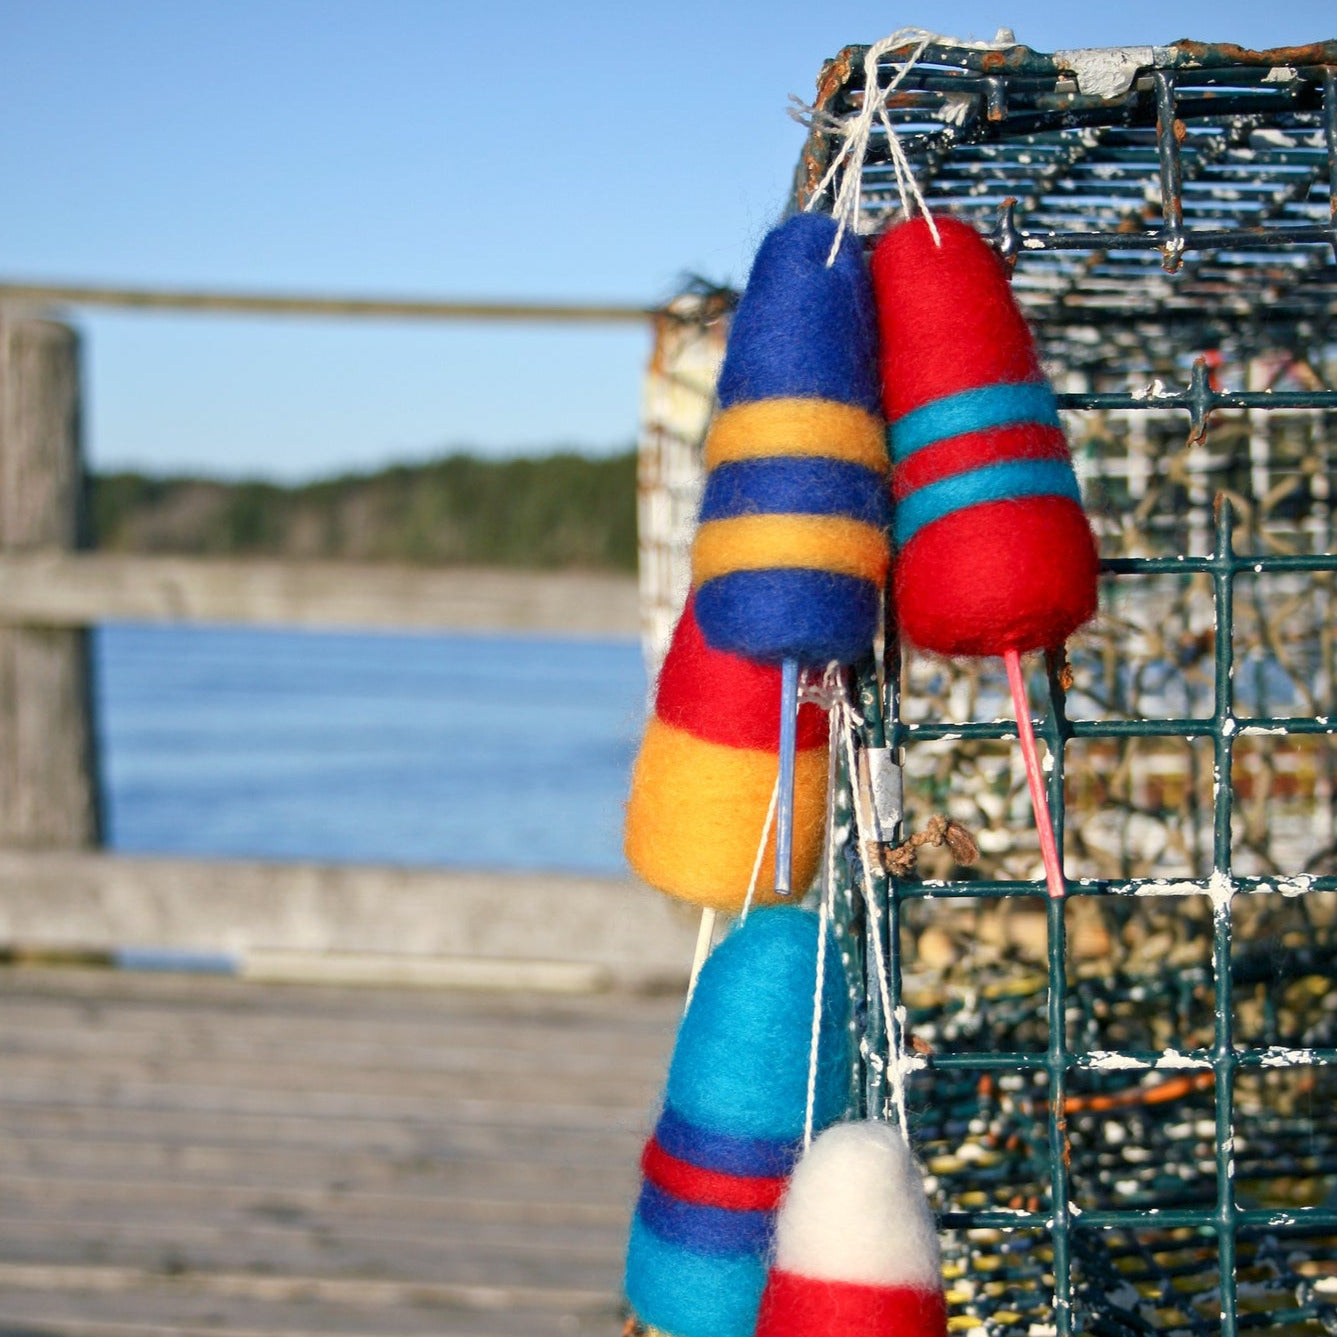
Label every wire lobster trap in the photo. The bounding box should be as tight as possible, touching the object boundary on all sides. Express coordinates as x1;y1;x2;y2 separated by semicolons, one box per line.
637;284;733;679
790;36;1337;1337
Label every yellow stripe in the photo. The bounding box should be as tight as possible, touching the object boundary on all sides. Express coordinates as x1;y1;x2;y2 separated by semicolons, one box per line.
705;399;887;471
691;514;889;587
624;719;827;913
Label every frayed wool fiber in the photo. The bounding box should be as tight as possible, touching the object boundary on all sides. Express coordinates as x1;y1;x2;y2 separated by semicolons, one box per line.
693;212;890;667
624;595;828;911
624;908;850;1337
755;1121;947;1337
871;215;1098;658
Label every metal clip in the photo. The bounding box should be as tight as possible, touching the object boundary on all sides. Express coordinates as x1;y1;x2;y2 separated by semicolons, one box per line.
857;746;904;846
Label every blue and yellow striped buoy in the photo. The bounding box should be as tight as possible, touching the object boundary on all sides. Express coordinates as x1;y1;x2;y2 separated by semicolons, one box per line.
692;212;890;668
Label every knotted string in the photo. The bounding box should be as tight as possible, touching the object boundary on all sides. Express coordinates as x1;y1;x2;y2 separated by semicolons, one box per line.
793;28;944;263
794;28;1021;264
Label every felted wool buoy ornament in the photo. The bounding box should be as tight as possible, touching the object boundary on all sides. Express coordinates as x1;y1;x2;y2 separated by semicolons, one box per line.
624;594;829;912
693;211;889;668
872;214;1099;898
692;210;888;894
624;908;850;1337
872;215;1096;656
755;1121;947;1337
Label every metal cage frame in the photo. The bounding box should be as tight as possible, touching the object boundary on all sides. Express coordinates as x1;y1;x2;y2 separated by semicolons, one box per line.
795;38;1337;1337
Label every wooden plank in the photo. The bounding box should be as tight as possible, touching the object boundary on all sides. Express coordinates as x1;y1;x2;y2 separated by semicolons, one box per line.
0;1209;623;1292
0;1262;620;1326
0;1297;615;1337
0;967;675;1334
0;1205;626;1268
0;1050;661;1111
0;1262;620;1337
0;961;684;1030
0;851;697;985
0;958;684;1013
0;1012;674;1077
0;552;640;635
0;1107;644;1174
0;1291;617;1337
0;1073;649;1136
0;1015;671;1082
0;1131;641;1207
0;1258;612;1309
0;1125;642;1193
0;970;678;1051
0;1171;631;1227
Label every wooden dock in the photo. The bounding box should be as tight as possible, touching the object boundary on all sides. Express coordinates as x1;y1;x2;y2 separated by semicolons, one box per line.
0;966;681;1337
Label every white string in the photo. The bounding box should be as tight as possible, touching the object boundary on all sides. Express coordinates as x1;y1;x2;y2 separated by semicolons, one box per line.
739;774;779;924
793;27;1018;263
683;907;716;1013
796;28;943;262
688;748;781;1009
802;700;840;1151
838;693;910;1139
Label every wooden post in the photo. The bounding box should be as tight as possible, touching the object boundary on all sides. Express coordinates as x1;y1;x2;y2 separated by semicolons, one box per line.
0;314;102;846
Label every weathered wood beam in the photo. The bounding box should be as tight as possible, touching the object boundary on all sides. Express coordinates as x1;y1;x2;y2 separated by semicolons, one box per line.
0;552;640;636
0;279;655;324
0;850;695;990
0;318;101;847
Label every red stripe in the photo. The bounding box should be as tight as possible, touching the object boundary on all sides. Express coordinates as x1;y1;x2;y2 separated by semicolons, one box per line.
640;1138;788;1212
892;423;1070;501
756;1270;948;1337
655;595;828;752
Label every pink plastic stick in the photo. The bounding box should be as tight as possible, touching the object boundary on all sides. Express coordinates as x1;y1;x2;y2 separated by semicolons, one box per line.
1004;648;1066;900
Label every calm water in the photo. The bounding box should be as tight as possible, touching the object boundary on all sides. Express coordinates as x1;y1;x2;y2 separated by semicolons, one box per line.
93;624;647;875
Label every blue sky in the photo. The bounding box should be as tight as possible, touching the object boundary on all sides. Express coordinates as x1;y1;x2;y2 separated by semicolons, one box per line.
2;1;1331;480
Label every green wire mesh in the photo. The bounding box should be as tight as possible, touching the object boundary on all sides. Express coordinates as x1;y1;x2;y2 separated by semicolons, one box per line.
796;38;1337;1337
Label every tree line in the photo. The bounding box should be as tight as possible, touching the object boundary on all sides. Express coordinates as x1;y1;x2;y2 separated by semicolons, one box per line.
89;450;638;572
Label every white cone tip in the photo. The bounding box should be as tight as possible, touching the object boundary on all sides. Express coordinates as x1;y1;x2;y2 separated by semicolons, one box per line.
773;1121;942;1287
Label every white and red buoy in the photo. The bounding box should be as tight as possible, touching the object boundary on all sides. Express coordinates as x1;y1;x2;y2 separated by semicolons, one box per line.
755;1121;947;1337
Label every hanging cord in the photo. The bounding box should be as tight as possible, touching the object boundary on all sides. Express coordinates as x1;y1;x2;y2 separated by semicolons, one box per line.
802;692;841;1151
792;28;944;261
683;908;716;1012
684;770;779;1011
739;774;780;925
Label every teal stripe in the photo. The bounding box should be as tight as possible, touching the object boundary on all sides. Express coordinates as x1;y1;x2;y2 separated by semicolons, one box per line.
895;459;1081;546
888;382;1060;461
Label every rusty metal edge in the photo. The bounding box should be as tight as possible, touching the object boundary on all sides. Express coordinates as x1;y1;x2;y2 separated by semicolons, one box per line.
813;37;1337;102
791;45;858;214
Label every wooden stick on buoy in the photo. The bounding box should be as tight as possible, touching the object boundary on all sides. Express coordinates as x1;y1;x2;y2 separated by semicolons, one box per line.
774;658;800;895
687;213;892;906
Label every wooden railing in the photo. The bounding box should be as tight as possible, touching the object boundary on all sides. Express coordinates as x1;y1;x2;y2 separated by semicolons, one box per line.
0;552;638;635
0;313;685;985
